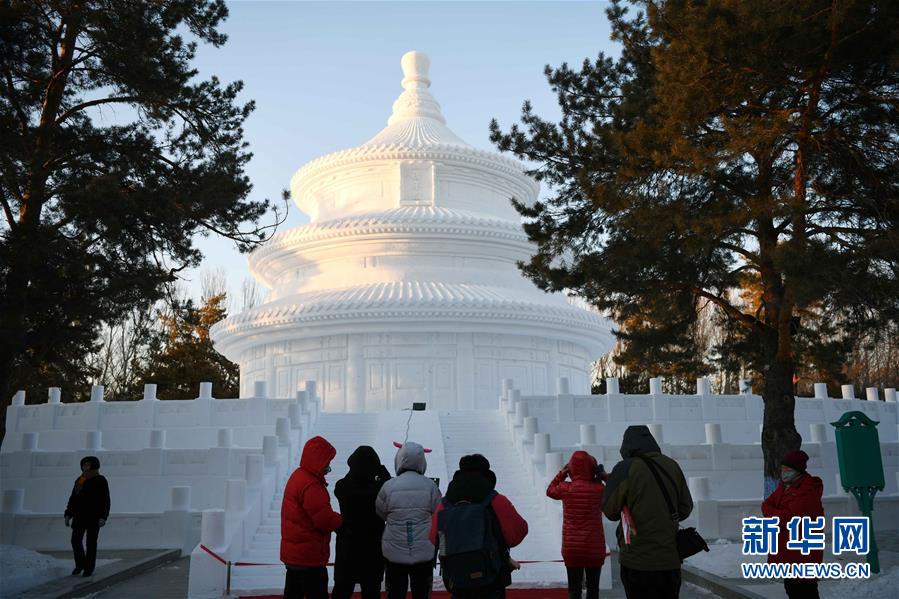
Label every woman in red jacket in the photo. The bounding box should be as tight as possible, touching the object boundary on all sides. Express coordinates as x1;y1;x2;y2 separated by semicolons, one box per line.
547;450;607;599
280;435;343;599
761;449;824;599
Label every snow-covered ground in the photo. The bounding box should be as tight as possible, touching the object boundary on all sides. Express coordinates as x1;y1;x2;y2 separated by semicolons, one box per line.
0;545;117;597
685;538;898;598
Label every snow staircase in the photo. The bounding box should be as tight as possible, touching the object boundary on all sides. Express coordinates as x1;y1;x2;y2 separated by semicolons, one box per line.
438;410;567;587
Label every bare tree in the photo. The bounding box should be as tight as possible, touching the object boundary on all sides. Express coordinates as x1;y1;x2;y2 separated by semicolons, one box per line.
240;277;263;312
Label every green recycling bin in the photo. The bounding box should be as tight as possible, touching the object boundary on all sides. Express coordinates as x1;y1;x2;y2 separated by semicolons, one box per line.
831;410;885;573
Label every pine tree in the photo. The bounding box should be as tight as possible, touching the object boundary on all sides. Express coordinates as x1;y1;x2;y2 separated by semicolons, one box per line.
0;1;284;440
132;293;238;400
491;0;899;491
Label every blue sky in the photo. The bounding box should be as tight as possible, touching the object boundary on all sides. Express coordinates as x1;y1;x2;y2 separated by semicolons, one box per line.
186;1;619;305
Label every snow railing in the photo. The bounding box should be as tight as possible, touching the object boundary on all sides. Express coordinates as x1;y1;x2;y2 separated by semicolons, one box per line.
3;380;320;452
501;377;899;544
187;381;321;599
1;381;321;558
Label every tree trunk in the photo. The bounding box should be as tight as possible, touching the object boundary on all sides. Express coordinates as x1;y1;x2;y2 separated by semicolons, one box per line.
761;357;802;498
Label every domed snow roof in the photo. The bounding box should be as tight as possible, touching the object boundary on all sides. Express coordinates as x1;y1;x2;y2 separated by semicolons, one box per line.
290;51;538;223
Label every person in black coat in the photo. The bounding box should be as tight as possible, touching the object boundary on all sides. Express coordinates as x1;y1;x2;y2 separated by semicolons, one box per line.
331;445;391;599
65;455;110;577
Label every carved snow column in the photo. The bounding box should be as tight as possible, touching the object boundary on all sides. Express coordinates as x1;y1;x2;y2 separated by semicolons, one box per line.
171;487;191;511
514;401;529;427
580;424;597;446
201;509;226;549
245;454;264;489
48;387;61;404
12;390;25;406
704;423;722;445
276;417;290;447
21;432;38;451
346;335;365;412
254;381;268;399
90;385;104;402
263;436;278;466
198;382;213;400
304;381;319;422
841;384;855;400
143;383;158;400
813;383;828;399
886;388;897;402
865;387;880;401
85;431;102;450
532;433;551;464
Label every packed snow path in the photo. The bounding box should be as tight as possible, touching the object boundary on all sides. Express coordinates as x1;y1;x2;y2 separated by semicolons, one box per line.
229;410;574;594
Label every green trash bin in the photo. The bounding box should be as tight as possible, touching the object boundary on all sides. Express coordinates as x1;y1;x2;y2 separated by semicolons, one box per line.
831;410;885;573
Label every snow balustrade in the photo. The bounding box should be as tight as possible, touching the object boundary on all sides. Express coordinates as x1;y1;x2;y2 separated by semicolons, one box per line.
0;381;321;558
500;377;899;545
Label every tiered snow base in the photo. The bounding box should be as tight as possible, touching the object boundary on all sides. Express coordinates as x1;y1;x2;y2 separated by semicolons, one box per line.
228;410;598;596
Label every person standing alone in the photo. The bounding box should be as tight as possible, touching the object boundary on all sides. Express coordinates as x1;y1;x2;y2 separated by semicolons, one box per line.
761;449;824;599
65;455;110;577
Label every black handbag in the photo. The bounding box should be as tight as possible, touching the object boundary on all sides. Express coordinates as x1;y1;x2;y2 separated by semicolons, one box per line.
637;455;710;560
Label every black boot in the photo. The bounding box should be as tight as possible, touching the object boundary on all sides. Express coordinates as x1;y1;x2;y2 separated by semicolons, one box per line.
82;570;93;577
71;567;82;576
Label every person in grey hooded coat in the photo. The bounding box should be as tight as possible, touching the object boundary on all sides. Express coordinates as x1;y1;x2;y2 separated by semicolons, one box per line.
376;441;442;599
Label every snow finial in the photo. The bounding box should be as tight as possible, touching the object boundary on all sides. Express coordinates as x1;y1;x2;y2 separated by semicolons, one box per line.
401;51;431;90
388;51;445;126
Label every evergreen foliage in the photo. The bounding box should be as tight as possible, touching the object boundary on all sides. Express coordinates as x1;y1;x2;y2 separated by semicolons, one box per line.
0;1;284;438
491;0;899;484
131;293;238;400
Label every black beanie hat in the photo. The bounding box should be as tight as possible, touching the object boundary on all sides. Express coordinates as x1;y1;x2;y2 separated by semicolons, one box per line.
459;454;490;472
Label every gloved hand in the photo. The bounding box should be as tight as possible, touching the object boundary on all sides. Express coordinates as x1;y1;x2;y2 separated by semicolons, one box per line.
376;464;391;481
98;518;106;528
64;516;72;527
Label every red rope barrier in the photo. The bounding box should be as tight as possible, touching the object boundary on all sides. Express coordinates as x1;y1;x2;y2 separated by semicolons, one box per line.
199;544;228;565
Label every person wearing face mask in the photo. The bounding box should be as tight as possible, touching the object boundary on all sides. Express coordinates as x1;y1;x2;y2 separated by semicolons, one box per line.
280;435;343;599
64;456;110;577
761;449;824;599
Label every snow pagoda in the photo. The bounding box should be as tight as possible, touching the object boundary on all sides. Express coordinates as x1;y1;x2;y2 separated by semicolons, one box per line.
211;51;613;410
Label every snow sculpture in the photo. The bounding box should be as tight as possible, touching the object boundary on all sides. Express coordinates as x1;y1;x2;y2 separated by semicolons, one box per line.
211;51;613;410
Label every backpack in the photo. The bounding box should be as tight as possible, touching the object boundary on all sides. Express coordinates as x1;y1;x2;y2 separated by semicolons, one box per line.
436;490;503;592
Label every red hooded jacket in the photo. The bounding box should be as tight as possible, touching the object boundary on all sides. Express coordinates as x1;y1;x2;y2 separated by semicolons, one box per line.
546;450;607;567
280;436;343;567
761;472;824;565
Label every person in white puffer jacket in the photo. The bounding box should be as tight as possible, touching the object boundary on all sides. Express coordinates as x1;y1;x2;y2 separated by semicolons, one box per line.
376;441;442;599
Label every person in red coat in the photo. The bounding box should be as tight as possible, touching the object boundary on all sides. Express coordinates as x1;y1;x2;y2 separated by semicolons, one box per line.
546;450;607;599
761;449;824;599
280;435;343;599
